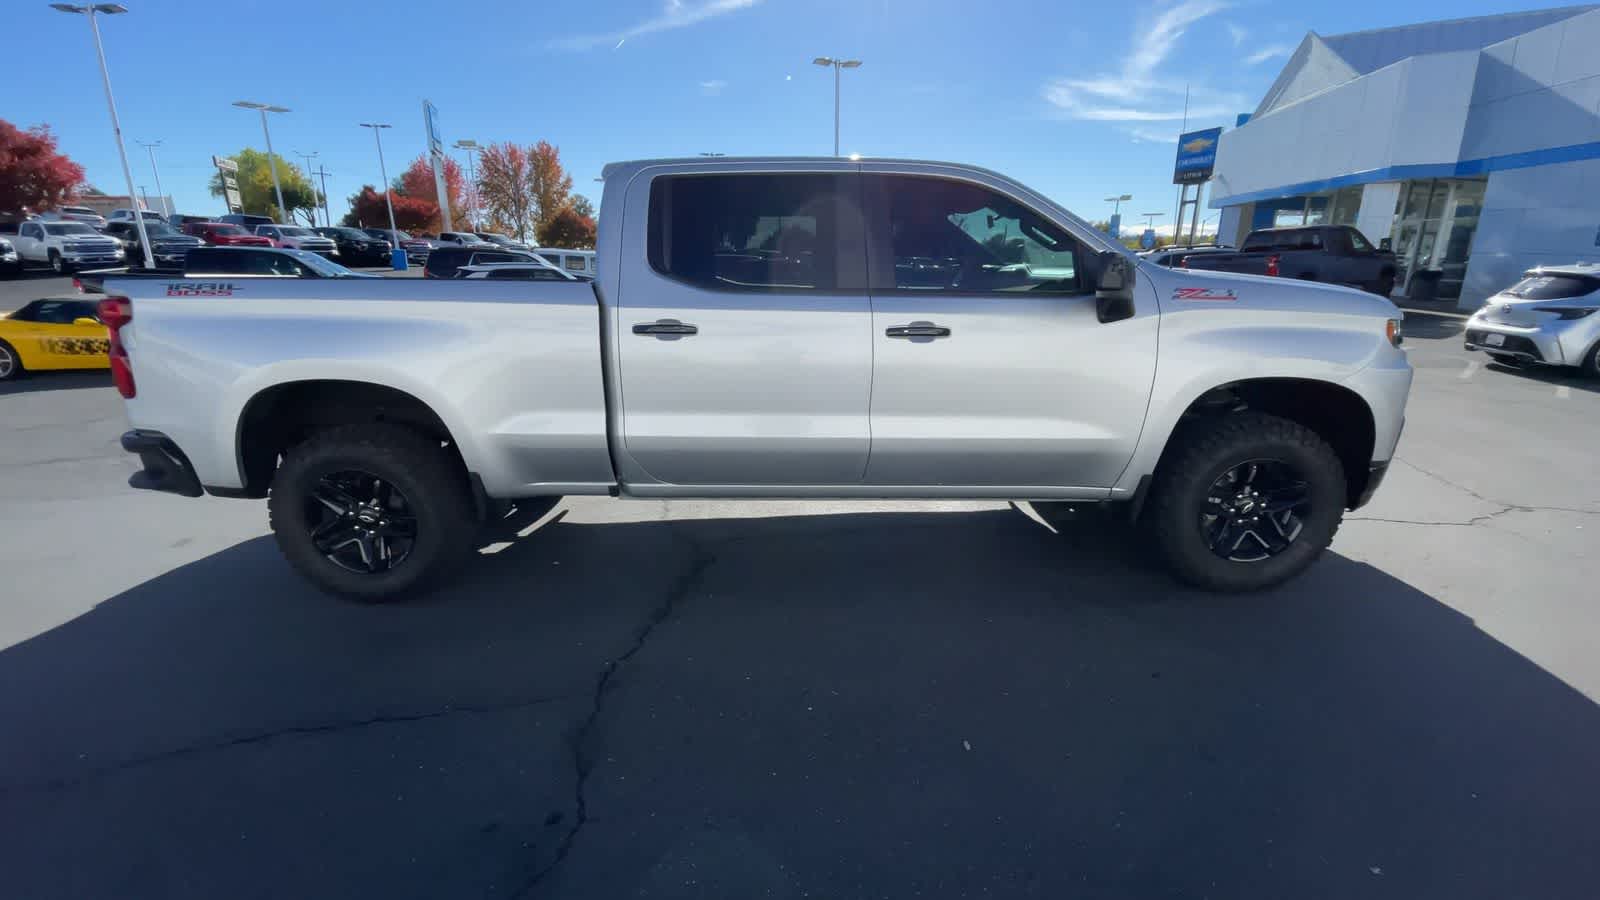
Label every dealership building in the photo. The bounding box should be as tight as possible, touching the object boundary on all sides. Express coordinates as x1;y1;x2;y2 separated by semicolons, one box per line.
1210;5;1600;309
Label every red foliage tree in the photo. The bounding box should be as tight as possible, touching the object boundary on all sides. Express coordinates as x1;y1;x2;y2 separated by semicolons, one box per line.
342;185;436;234
0;119;85;215
395;154;470;233
537;205;597;249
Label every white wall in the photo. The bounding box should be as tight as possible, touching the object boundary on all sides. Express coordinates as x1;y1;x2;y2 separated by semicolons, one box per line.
1353;182;1402;245
1459;158;1600;309
1216;205;1246;247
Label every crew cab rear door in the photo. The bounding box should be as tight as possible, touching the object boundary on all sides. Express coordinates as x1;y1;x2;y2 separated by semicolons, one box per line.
612;164;872;486
859;166;1158;491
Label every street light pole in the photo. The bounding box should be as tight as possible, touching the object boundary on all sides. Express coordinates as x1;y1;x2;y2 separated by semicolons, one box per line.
360;122;398;236
136;139;168;218
52;3;153;269
1103;193;1132;217
812;56;862;156
294;150;318;225
314;165;332;230
233;100;289;221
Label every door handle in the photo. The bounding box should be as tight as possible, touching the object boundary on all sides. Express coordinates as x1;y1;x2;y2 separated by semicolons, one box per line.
885;323;951;339
632;319;698;336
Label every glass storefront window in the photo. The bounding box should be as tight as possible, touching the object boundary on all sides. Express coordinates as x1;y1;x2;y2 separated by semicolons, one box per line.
1390;177;1486;299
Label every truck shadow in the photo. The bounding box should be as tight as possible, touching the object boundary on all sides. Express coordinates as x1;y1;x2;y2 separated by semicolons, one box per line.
2;506;1596;899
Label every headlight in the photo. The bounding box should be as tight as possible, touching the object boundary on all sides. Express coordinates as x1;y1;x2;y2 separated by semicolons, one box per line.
1532;307;1598;320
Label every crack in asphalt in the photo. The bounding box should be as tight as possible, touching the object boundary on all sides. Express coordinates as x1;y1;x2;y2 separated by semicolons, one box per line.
510;529;717;899
6;692;578;796
1354;457;1600;528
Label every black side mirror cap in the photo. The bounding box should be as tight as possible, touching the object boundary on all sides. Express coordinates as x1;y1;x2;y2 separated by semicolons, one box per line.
1095;250;1137;324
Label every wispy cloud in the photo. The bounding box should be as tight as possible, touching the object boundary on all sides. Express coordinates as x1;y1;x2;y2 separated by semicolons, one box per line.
1226;23;1247;46
699;79;728;96
1042;0;1245;123
1244;44;1293;65
1128;126;1179;143
550;0;762;51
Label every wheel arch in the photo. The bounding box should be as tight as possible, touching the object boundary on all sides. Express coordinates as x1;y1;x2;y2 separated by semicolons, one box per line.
232;379;469;498
1151;377;1378;509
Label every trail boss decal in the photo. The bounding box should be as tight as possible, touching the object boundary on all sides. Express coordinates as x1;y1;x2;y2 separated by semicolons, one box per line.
166;282;236;297
1173;286;1238;302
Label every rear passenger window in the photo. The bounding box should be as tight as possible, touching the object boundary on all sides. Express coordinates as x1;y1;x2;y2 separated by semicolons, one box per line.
648;173;840;291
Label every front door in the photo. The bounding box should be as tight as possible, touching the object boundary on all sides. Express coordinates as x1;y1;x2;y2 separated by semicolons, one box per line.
860;170;1158;490
615;169;872;486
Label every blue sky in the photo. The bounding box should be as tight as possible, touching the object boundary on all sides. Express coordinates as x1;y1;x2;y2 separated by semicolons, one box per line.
8;0;1560;233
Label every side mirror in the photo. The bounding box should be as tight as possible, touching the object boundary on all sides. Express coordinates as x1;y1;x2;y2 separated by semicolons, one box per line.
72;317;100;326
1095;250;1137;324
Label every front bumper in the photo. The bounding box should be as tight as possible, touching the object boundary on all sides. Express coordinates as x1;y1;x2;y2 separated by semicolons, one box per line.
121;429;203;498
63;252;125;265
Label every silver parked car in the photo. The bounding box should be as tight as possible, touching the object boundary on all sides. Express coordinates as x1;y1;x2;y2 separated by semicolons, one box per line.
1464;265;1600;377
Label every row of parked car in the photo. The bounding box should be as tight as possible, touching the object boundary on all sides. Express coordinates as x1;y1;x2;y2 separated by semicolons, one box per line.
0;205;596;278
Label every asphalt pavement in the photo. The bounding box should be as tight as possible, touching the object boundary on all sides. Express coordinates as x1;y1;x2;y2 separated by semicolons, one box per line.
1;312;1597;899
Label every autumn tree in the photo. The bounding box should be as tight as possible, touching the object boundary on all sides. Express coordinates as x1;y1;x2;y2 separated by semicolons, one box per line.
0;119;85;215
208;148;321;224
569;194;595;219
395;154;470;233
340;185;435;233
528;141;573;234
537;205;596;249
476;142;535;242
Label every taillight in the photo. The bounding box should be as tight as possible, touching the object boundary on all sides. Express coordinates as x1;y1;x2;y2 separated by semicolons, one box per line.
98;296;136;398
1265;255;1280;277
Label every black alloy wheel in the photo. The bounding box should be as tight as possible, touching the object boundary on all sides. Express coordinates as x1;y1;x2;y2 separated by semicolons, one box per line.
305;470;419;573
1200;460;1311;562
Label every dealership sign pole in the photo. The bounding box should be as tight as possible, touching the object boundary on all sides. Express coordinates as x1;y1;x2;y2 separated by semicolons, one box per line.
214;155;243;214
423;100;453;233
1173;126;1222;245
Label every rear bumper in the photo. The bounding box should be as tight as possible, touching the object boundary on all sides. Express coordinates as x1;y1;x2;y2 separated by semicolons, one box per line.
1464;325;1559;364
121;429;204;498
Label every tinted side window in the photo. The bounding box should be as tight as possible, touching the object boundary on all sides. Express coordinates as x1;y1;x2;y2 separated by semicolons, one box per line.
648;173;840;291
1347;229;1373;252
33;300;96;324
871;175;1082;294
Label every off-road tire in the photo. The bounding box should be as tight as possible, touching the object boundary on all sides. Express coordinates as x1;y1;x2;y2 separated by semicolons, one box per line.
1147;412;1346;592
267;423;475;602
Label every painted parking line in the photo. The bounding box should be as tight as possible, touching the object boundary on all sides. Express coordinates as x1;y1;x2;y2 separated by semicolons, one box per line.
1557;385;1572;399
1459;360;1480;380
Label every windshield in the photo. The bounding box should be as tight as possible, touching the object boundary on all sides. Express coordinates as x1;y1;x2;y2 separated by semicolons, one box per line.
280;227;315;237
285;248;360;277
44;223;98;236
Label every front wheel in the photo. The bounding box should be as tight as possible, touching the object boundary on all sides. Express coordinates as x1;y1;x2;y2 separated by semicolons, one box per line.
267;424;476;601
49;251;68;275
0;339;22;381
1581;341;1600;380
1147;412;1346;592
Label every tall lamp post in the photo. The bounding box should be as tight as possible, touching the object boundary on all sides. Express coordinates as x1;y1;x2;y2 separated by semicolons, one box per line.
1104;194;1132;217
52;3;152;269
360;123;401;267
136;139;168;218
1141;212;1164;230
811;56;862;157
452;139;481;231
233;100;289;222
294;150;318;225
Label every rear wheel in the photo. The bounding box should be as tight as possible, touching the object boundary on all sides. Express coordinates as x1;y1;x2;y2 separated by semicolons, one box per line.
267;424;476;602
1371;271;1395;296
0;340;21;381
1148;412;1345;592
1582;341;1600;380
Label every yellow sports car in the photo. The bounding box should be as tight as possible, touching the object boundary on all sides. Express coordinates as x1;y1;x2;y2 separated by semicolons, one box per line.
0;298;110;381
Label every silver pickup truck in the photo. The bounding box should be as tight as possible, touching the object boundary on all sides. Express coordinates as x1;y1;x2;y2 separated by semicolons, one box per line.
102;157;1412;601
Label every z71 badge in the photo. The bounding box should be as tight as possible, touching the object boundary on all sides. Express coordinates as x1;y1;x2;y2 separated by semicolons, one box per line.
1173;287;1238;302
166;282;236;297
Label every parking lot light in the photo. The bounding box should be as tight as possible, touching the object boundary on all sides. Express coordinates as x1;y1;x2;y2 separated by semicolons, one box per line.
52;1;153;269
360;123;400;262
812;56;863;156
233;101;290;223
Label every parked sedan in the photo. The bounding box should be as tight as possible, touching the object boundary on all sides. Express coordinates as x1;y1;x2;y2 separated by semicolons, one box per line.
182;222;273;247
314;227;392;266
1464;264;1600;377
102;220;203;268
454;261;580;281
255;224;338;257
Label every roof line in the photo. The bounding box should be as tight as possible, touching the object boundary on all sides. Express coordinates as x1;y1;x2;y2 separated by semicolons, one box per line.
1319;3;1597;41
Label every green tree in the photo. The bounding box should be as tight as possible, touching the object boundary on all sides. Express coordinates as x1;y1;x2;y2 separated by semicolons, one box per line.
208;148;322;225
569;193;595;219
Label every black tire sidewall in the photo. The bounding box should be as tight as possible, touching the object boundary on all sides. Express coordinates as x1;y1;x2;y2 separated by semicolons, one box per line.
268;430;473;601
1584;341;1600;379
1155;422;1345;591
